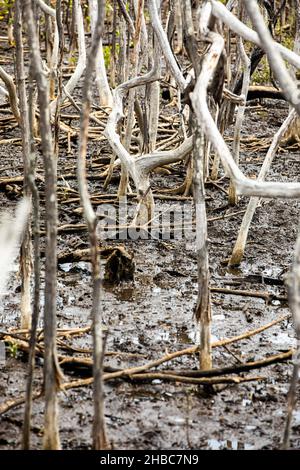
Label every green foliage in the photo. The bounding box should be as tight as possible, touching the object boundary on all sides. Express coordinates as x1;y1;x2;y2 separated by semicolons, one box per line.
0;0;13;20
252;56;270;85
281;33;294;51
105;1;113;19
103;44;119;68
7;341;18;359
251;23;294;86
69;54;77;65
103;45;111;68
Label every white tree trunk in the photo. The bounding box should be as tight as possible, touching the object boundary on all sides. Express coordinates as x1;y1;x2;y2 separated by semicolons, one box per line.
89;0;113;108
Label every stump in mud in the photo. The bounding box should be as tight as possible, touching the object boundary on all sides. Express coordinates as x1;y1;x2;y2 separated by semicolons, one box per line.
104;247;135;284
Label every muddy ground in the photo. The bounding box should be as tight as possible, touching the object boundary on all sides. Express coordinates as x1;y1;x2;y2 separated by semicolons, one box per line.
0;41;300;449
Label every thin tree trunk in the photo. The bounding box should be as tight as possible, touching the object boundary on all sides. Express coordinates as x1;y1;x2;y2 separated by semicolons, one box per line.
23;0;62;450
77;0;109;450
192;122;212;370
283;224;300;449
228;37;251;205
89;0;113;108
14;0;32;331
14;0;37;449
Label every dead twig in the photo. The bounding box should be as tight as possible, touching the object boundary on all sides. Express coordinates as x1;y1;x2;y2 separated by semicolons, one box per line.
210;286;287;303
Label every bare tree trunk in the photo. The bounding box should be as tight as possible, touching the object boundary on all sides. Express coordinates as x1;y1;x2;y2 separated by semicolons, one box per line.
119;1;144;198
282;224;300;449
244;0;300;116
89;0;113;108
22;165;41;450
23;0;62;450
174;0;183;53
182;0;212;369
229;109;297;266
147;9;160;154
14;0;36;449
282;0;300;144
193;124;212;370
123;0;144;153
14;0;32;331
49;0;86;116
228;37;250;205
77;0;109;450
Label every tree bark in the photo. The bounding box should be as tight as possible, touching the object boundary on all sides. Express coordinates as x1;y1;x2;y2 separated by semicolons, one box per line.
77;0;109;450
23;0;61;450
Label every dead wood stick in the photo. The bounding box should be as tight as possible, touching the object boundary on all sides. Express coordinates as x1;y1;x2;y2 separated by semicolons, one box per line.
0;174;43;186
126;373;265;385
247;85;285;101
62;314;290;382
4;315;289;379
0;318;290;415
9;326;91;337
63;349;293;379
57;246;123;263
0;335;44;355
0;334;142;366
0;66;20;123
55;223;87;234
156;350;294;377
63;374;264;389
0;392;42;416
207;210;247;222
210;286;287;302
0;137;22;145
57;326;91;337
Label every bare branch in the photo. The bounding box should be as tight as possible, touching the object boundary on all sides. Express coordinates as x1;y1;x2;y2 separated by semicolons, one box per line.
0;66;20;123
148;0;186;90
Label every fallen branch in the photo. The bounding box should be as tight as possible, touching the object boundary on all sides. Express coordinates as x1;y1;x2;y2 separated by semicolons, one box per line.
210;286;287;303
111;373;265;385
158;350;293;377
0;392;42;416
